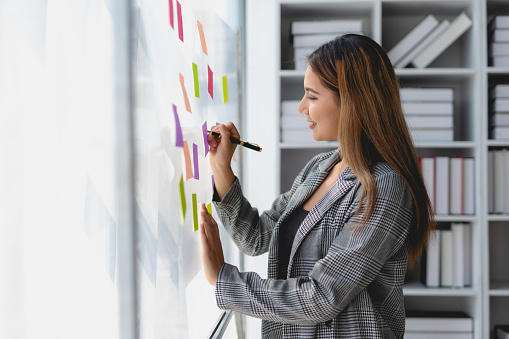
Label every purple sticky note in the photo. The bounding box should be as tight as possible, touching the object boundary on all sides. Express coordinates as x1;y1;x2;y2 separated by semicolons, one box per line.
173;104;183;147
202;121;209;157
212;175;215;188
193;143;199;180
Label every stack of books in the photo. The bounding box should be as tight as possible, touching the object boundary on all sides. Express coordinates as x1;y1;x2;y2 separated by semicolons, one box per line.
488;149;509;214
495;325;509;339
489;16;509;67
290;19;363;70
419;156;475;216
405;311;473;339
388;12;472;68
401;88;455;142
422;223;472;288
280;100;314;143
490;84;509;139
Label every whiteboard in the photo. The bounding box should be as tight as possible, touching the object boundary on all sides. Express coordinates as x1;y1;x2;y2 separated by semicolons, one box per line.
131;0;242;337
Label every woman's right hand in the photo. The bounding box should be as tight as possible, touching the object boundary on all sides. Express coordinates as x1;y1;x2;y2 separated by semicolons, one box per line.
207;122;239;200
208;122;240;170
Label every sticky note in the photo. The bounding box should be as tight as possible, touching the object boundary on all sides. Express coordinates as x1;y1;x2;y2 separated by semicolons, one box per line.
193;143;199;180
202;121;209;157
177;1;184;42
173;104;183;147
212;175;215;188
208;65;213;99
232;152;237;162
179;73;192;113
206;203;212;215
197;20;208;55
183;141;194;180
222;76;228;103
192;194;198;231
179;174;186;223
192;63;199;98
168;0;174;29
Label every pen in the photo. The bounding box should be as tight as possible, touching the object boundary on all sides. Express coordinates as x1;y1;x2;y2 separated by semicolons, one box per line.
206;130;262;152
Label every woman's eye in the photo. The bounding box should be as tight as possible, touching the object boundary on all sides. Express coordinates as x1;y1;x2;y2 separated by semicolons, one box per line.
307;96;316;101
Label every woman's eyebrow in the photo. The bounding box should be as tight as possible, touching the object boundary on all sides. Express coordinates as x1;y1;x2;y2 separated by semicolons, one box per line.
304;87;320;95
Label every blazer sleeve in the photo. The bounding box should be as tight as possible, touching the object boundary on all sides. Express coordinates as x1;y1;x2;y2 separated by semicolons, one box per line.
212;153;325;257
215;171;413;324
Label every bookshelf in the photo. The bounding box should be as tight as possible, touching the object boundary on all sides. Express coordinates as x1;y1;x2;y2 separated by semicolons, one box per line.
244;0;509;338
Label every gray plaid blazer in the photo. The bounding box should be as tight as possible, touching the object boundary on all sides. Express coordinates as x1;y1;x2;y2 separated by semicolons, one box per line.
213;149;413;338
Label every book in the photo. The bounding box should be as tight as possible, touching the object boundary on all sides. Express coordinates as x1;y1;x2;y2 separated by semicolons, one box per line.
281;100;301;116
492;126;509;139
450;157;463;215
396;19;451;68
462;158;475;215
488;150;495;213
421;156;436;212
406;310;473;332
410;128;454;142
494;149;507;213
403;102;454;115
425;229;440;287
441;228;453;287
491;113;509;126
387;14;439;66
463;223;472;286
412;12;472;69
436;157;450;215
406;115;454;129
293;33;357;48
491;29;509;42
491;84;509;98
490;42;509;56
492;56;509;67
400;87;454;102
495;325;509;339
490;16;509;30
451;223;465;287
492;98;509;112
291;19;363;35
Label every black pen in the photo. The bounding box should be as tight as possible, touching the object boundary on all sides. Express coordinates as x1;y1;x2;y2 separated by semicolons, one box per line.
206;130;262;152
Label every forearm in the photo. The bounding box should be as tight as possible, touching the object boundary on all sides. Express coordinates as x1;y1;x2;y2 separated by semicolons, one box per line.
211;164;235;201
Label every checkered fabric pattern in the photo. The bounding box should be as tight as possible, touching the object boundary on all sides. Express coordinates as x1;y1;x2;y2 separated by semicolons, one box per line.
213;149;413;338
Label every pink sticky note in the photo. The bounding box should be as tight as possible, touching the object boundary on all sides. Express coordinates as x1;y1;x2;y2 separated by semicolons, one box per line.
169;0;174;29
208;65;213;99
193;143;199;180
173;104;183;147
202;121;209;157
177;1;184;42
183;141;194;181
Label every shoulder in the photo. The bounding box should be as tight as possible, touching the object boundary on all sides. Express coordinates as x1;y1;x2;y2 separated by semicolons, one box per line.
372;162;412;207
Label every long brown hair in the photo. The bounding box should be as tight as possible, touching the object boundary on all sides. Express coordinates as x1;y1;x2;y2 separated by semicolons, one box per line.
307;34;435;269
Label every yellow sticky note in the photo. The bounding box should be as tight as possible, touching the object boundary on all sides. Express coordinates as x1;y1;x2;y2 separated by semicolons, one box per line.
206;203;212;215
222;76;228;103
192;194;198;231
179;174;186;223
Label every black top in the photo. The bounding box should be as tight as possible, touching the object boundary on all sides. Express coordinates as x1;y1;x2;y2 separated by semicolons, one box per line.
278;206;309;279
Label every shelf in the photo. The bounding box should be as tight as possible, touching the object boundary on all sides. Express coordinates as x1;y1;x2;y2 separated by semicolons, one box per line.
403;281;478;297
395;68;476;77
489;282;509;296
280;141;338;149
487;67;509;74
435;215;477;222
413;141;477;149
488;215;509;221
487;140;509;147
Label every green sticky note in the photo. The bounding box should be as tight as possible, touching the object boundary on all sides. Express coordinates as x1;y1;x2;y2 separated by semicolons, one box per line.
192;194;198;231
222;75;228;103
179;174;186;224
193;63;199;98
206;202;212;215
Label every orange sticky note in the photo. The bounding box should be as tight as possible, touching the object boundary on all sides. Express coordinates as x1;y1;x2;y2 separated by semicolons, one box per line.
197;20;208;55
179;73;192;113
183;140;194;180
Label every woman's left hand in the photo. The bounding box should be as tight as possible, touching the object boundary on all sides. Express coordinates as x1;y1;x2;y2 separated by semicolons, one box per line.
199;203;225;286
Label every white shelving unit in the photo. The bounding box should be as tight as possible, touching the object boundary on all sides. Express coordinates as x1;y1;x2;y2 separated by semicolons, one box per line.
244;0;509;338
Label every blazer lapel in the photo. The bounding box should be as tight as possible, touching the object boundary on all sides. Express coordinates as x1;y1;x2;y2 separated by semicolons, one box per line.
288;167;357;269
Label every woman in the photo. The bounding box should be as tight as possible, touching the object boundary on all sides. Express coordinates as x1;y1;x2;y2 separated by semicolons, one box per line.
199;34;435;338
